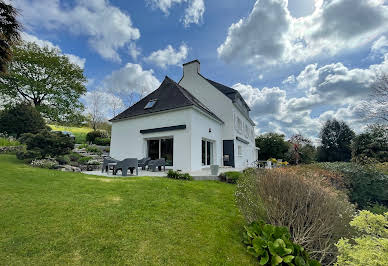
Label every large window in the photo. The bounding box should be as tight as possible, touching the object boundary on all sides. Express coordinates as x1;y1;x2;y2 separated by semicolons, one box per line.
202;139;213;166
147;138;173;166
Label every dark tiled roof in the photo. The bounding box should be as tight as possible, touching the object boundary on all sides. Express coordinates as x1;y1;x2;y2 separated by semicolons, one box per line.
110;76;223;123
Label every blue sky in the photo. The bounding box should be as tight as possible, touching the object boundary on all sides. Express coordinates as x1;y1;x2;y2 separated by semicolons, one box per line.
13;0;388;142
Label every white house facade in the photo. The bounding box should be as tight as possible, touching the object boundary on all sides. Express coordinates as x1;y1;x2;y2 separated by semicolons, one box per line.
110;60;257;172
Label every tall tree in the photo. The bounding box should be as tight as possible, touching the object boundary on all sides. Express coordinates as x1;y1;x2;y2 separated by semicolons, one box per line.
0;0;21;73
255;133;290;160
361;73;388;122
318;119;355;162
288;134;314;164
0;42;87;124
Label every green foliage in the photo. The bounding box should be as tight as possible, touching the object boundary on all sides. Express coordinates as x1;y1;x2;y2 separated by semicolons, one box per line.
236;168;355;264
86;145;102;155
0;134;20;146
16;149;41;163
69;152;82;162
56;155;70;165
78;156;93;165
219;171;243;184
243;221;320;266
78;143;89;149
94;137;110;146
318;119;355;162
366;204;388;215
49;124;93;144
167;170;193;181
255;133;290;161
18;131;75;159
0;104;46;138
30;158;57;169
317;162;388;209
351;124;388;163
336;211;388;266
86;130;108;144
0;42;87;124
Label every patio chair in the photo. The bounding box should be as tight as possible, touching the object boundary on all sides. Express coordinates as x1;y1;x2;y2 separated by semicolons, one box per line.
113;158;138;176
102;156;119;173
138;157;151;170
147;158;166;172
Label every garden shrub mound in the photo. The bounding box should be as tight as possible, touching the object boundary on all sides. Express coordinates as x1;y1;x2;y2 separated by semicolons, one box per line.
243;221;320;266
315;162;388;209
219;171;243;184
167;170;193;180
236;168;355;265
86;130;108;145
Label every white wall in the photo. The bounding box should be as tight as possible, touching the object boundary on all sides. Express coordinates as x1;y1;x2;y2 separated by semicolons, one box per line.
110;108;192;171
190;109;223;171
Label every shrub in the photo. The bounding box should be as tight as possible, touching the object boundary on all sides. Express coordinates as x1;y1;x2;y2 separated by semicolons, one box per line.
30;158;57;169
86;130;108;144
317;162;388;209
219;171;243;184
243;221;320;266
86;145;102;155
336;211;388;266
78;156;93;165
0;133;20;147
69;152;82;162
0;104;46;138
94;137;110;146
167;170;193;180
78;143;89;149
16;149;41;163
19;131;75;159
366;203;388;215
56;155;70;165
236;168;355;264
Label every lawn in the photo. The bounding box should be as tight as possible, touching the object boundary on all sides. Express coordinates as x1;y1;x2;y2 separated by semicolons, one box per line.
0;155;255;265
49;125;93;144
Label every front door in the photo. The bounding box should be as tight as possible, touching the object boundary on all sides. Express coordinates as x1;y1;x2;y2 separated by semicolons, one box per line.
202;139;213;166
223;140;235;167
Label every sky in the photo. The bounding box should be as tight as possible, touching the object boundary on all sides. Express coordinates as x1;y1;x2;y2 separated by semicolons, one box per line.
11;0;388;142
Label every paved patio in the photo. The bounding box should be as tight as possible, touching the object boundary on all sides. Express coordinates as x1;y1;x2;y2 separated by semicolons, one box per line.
82;166;244;181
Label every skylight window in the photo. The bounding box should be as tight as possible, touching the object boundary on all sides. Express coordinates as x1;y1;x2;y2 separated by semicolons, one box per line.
144;99;157;109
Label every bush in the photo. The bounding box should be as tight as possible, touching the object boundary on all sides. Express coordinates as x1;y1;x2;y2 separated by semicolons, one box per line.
236;168;355;264
167;170;193;180
317;162;388;209
243;221;320;266
78;156;93;165
219;171;243;184
19;131;75;159
94;137;110;146
0;104;46;138
56;155;70;165
69;152;82;162
16;149;41;163
255;133;290;161
86;130;108;144
78;143;89;149
336;211;388;266
86;145;102;155
0;133;20;147
30;158;57;169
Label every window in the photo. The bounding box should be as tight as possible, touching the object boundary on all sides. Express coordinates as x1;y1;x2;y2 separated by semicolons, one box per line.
147;138;173;166
144;99;157;109
202;139;214;166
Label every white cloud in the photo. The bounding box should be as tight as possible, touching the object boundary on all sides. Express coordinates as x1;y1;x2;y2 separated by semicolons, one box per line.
218;0;388;68
102;63;160;97
14;0;140;62
282;75;296;84
145;44;188;68
371;35;388;56
21;32;86;68
146;0;205;26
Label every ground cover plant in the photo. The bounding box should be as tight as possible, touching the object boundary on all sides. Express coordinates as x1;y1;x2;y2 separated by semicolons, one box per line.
0;154;255;265
166;170;193;180
236;168;355;264
219;171;243;184
49;124;93;144
0;134;20;146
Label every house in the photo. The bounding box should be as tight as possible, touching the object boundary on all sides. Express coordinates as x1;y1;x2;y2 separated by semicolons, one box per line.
110;60;257;172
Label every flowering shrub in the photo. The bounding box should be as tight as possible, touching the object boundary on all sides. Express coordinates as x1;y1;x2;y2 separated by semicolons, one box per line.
31;159;57;169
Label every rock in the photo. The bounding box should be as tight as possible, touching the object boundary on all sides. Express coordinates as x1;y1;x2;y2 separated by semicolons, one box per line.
60;165;81;172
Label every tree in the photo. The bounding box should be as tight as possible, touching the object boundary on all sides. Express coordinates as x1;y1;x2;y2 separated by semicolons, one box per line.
0;42;87;123
318;119;355;162
255;133;290;160
0;103;46;138
287;134;314;164
85;90;105;131
0;0;21;72
352;124;388;163
361;73;388;122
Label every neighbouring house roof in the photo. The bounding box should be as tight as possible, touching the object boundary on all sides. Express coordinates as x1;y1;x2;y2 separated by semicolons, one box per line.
110;76;223;123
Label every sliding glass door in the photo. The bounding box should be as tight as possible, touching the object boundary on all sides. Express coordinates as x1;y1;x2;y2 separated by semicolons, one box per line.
202;139;213;166
147;138;173;166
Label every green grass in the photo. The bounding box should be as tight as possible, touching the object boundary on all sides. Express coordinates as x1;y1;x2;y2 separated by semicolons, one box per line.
0;137;20;147
0;155;255;265
49;125;93;144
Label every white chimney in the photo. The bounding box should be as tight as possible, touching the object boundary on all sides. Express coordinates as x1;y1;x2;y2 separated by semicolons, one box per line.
183;59;200;77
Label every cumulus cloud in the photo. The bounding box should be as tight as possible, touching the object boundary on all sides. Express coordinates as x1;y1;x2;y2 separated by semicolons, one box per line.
145;44;188;68
102;63;160;97
218;0;388;67
146;0;205;26
14;0;140;62
21;32;86;68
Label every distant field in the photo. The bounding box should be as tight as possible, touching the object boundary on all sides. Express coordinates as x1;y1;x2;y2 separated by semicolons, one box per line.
49;125;93;144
